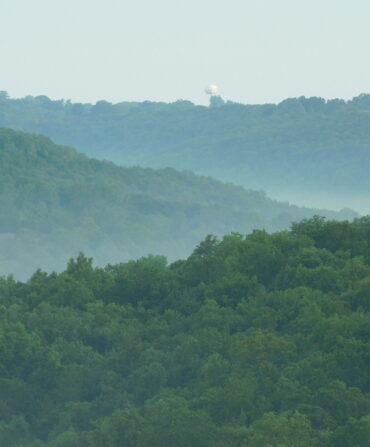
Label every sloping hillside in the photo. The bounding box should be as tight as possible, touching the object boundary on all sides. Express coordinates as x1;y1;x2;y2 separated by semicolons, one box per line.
1;93;370;211
0;128;356;278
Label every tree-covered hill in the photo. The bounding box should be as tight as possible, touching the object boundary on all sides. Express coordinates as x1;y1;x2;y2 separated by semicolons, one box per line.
1;92;370;211
0;128;355;279
0;217;369;446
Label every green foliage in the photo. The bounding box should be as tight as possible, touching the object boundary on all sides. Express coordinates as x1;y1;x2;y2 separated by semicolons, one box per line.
0;219;369;446
139;397;217;447
246;411;315;447
1;93;370;205
0;128;355;279
330;414;370;447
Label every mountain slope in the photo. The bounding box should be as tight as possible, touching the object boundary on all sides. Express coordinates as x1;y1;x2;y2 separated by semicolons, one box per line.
0;128;356;279
1;93;370;211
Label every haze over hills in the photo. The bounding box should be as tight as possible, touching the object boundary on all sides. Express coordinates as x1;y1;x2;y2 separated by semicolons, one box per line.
2;1;370;446
0;128;356;279
1;92;370;213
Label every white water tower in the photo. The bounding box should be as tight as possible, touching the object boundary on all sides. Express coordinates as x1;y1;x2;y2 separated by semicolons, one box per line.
205;85;219;96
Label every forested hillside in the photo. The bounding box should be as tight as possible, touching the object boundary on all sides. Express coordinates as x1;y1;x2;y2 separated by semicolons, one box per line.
1;92;370;211
0;128;355;279
0;217;369;446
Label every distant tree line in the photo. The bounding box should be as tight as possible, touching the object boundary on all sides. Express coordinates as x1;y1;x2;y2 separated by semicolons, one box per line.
1;92;370;200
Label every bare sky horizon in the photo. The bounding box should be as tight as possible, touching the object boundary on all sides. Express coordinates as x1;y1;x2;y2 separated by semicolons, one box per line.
2;0;370;105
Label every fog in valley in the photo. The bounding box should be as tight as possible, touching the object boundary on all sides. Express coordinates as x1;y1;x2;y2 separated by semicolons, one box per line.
1;1;370;447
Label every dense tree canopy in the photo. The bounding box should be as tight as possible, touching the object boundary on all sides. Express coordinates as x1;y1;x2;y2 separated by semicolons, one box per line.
0;128;354;279
0;217;369;446
1;93;370;209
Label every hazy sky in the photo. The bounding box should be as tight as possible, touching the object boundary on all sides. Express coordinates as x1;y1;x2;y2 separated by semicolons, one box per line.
2;0;370;105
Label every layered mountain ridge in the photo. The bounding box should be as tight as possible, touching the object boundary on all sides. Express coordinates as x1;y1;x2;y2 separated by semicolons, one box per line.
0;128;355;279
1;93;370;211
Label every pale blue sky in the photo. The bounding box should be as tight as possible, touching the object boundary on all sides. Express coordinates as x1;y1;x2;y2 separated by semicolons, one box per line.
1;0;370;105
